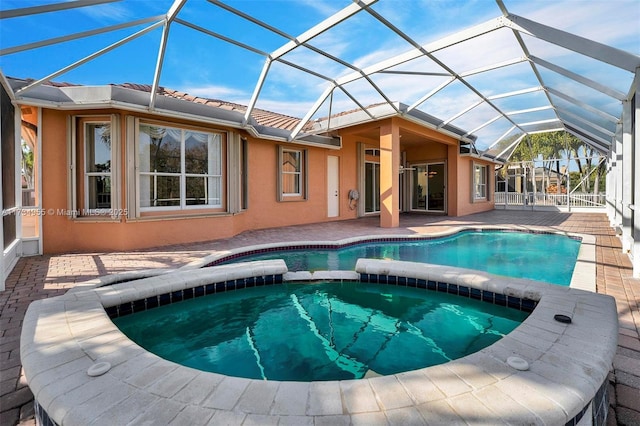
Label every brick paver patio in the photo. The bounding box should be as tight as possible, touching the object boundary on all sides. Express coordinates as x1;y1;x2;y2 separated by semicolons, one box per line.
1;210;639;425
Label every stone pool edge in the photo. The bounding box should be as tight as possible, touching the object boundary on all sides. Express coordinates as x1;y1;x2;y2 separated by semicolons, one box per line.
21;258;615;425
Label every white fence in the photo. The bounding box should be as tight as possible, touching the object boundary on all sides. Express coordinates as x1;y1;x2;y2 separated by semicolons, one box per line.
494;192;605;209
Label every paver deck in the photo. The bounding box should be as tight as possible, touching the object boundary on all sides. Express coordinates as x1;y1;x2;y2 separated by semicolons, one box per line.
1;210;639;425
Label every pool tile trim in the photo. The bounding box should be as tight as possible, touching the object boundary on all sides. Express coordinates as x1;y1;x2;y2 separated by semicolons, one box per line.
358;273;537;313
105;273;285;319
21;256;615;426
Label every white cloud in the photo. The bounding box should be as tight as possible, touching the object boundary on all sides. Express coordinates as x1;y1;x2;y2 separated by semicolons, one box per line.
297;0;344;18
508;0;640;53
75;2;135;22
180;84;249;101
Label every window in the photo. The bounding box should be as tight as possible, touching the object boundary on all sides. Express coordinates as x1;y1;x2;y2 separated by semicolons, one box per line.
84;123;112;210
138;123;223;211
70;116;119;218
473;163;488;200
278;146;307;200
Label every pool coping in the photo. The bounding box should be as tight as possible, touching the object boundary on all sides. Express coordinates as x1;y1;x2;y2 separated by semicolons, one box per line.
21;233;614;425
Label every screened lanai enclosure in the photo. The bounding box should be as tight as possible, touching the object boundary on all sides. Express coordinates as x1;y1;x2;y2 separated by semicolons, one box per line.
0;0;639;289
493;131;609;210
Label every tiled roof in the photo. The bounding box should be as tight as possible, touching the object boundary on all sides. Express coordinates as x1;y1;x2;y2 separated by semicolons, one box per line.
118;83;304;132
16;78;305;132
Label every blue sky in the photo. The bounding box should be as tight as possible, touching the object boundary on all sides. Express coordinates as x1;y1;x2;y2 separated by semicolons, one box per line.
1;0;639;149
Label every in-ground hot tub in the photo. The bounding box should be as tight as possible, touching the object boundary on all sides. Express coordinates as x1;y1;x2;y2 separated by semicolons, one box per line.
112;279;531;382
22;251;616;425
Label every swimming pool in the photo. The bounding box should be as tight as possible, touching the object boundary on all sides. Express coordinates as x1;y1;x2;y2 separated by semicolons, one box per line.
215;230;581;285
22;249;615;426
114;281;529;381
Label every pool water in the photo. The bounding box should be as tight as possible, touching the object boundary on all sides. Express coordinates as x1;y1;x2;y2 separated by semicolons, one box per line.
220;231;580;285
114;281;529;381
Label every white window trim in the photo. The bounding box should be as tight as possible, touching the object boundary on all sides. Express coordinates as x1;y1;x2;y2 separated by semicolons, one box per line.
473;162;488;201
278;146;307;201
68;114;120;219
136;120;224;213
83;121;114;214
282;149;302;197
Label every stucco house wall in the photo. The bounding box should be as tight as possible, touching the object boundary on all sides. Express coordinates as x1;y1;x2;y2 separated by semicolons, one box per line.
23;85;494;254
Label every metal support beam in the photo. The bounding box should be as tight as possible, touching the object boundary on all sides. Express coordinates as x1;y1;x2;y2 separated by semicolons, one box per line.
495;134;526;160
487;86;544;100
632;68;640;277
530;55;626;101
335;17;505;87
546;87;619;124
458;57;528;78
506;105;554;116
518;118;561;128
561;121;612;151
289;84;336;141
407;77;455;112
1;16;164;56
0;0;119;19
440;100;484;128
15;21;164;96
484;125;518;152
504;13;640;73
149;0;188;109
360;6;526;137
243;59;272;125
613;122;624;228
149;23;171;110
621;97;633;253
465;114;503;136
271;0;377;60
557;108;615;138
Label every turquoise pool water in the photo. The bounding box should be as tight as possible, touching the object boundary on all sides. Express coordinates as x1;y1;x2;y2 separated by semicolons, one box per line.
219;231;580;285
114;281;529;381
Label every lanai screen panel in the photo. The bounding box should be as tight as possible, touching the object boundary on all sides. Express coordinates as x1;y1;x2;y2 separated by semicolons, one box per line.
0;0;638;153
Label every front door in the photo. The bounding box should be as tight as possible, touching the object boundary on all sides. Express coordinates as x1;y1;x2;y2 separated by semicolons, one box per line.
411;163;446;213
327;155;339;217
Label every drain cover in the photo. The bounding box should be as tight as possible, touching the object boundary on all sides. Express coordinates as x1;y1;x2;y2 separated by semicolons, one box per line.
87;361;111;377
507;356;529;371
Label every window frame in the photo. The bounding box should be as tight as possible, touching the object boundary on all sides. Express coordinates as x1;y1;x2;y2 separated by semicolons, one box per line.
69;115;120;219
278;146;307;201
473;162;488;201
83;121;113;214
136;120;225;213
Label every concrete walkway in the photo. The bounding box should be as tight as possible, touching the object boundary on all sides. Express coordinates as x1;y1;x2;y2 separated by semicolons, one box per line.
1;210;639;425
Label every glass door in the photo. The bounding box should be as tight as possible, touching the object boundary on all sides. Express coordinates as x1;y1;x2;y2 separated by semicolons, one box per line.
411;162;445;212
364;161;380;214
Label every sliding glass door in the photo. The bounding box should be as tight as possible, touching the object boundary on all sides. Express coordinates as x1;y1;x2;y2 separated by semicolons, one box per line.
411;162;445;212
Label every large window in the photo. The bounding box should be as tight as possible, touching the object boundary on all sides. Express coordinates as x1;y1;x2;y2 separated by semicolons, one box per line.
278;146;307;200
138;124;223;210
473;163;488;200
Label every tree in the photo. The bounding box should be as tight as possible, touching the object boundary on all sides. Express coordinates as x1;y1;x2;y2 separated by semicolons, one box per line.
21;140;34;189
505;131;605;195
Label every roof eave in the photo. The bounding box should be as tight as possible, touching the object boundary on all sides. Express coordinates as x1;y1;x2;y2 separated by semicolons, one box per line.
8;79;342;148
309;101;477;144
